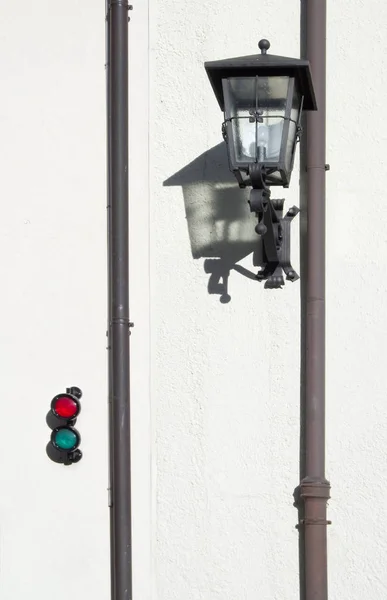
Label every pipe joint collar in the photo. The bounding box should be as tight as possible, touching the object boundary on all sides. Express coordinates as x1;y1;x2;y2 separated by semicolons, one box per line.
300;476;331;500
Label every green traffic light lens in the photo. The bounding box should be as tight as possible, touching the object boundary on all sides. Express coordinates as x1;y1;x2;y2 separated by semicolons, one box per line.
53;428;79;451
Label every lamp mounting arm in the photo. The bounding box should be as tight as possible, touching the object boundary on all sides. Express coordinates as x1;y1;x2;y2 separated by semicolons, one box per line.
248;165;299;288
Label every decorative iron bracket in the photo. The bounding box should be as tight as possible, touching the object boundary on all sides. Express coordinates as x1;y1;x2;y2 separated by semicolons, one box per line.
248;165;299;288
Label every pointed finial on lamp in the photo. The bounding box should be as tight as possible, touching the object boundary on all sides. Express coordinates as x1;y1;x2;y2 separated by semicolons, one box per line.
258;39;270;55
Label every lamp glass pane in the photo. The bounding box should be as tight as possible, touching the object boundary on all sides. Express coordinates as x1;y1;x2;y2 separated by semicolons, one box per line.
226;76;289;164
285;86;302;172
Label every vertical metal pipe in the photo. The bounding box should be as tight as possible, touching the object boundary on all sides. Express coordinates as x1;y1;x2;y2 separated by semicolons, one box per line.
300;1;330;600
305;0;327;480
106;1;132;599
105;1;115;597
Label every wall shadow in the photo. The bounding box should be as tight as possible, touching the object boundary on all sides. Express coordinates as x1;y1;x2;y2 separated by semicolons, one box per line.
164;142;262;303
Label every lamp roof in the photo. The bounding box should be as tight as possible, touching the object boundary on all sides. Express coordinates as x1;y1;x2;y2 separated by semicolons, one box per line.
205;40;317;111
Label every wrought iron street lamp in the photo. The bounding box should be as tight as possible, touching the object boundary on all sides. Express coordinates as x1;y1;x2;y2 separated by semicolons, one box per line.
205;39;317;287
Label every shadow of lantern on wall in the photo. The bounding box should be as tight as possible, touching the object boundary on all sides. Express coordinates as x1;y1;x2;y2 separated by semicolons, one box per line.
164;143;263;303
205;39;317;288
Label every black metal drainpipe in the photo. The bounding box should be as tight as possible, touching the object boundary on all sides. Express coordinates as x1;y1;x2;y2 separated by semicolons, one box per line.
300;1;330;600
106;1;133;599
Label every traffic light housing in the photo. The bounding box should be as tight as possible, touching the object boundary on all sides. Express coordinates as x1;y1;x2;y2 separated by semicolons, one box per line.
46;387;83;465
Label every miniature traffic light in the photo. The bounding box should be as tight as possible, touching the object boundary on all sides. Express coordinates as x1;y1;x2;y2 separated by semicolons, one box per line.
46;387;83;465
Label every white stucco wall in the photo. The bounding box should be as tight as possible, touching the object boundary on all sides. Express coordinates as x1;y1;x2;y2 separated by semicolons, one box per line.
0;2;150;599
1;0;387;599
151;0;387;598
152;3;303;599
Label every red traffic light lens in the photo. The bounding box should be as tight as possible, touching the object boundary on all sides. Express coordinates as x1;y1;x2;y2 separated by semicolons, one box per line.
51;394;80;419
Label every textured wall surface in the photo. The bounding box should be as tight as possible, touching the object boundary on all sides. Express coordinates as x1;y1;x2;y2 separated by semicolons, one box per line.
151;2;302;599
2;0;387;599
150;0;387;599
0;2;151;599
0;4;110;599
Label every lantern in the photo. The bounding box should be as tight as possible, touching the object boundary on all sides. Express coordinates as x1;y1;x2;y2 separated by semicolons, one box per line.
205;39;316;188
204;40;317;287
